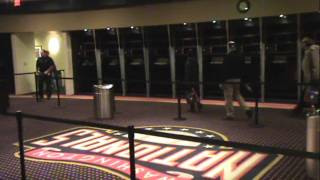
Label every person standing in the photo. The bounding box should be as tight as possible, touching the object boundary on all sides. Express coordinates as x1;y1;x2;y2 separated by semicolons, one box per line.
36;50;56;100
302;37;320;96
222;41;252;120
295;37;320;112
184;49;202;112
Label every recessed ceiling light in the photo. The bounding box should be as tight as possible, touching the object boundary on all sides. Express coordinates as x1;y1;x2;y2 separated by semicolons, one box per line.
106;27;111;30
183;23;187;25
130;26;134;29
84;29;88;32
212;20;217;23
279;14;287;18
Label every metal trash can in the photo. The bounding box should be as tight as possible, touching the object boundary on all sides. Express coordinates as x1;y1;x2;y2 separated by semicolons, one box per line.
306;115;320;179
93;84;114;119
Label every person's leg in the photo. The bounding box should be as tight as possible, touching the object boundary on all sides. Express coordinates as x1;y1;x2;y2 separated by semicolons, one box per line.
38;75;44;99
293;72;310;114
192;86;202;112
303;73;311;104
45;75;52;99
223;83;234;119
234;84;252;118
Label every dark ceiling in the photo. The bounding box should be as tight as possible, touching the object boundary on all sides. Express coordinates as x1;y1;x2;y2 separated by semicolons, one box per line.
0;0;187;14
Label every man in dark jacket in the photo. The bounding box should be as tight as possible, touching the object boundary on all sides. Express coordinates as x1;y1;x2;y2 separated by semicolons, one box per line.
222;41;252;120
36;50;56;100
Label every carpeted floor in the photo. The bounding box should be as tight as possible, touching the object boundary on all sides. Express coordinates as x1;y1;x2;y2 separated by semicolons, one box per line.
0;96;313;179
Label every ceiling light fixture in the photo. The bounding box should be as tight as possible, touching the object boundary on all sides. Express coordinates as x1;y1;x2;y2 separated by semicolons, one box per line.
279;14;287;18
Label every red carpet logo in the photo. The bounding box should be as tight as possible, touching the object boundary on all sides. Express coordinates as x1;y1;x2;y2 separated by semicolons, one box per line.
17;126;282;179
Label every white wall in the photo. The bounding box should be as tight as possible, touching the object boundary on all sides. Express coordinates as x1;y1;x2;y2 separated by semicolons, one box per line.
11;33;36;94
34;31;74;95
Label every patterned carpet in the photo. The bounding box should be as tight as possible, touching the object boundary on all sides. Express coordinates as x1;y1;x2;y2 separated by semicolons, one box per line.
0;96;314;179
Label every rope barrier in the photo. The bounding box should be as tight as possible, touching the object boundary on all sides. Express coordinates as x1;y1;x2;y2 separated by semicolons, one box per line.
6;111;320;160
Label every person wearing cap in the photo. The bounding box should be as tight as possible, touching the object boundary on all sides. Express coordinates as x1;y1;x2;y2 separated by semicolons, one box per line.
295;37;320;111
221;41;252;120
36;50;56;100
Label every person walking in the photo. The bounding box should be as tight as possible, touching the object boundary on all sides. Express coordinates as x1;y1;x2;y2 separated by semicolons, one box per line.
222;41;252;120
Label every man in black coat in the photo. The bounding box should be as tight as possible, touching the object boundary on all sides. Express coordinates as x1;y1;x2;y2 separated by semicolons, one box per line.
222;41;252;120
36;50;56;100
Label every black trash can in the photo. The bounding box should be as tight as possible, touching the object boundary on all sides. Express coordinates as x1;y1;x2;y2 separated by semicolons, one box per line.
0;79;9;114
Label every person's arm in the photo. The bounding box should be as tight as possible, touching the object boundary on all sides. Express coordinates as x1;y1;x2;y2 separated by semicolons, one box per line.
44;58;56;75
36;58;39;72
306;50;317;81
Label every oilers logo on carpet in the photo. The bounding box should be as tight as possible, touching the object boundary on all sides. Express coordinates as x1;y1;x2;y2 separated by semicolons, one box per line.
15;126;282;180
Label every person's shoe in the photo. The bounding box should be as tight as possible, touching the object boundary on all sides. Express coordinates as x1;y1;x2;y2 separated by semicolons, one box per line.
246;109;253;119
189;103;196;112
223;116;234;120
197;102;203;111
38;96;44;102
47;94;51;100
292;105;303;115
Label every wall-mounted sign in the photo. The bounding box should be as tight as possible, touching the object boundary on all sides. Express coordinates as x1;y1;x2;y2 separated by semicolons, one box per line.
14;0;21;7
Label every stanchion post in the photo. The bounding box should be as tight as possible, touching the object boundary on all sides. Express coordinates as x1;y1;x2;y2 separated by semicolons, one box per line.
16;111;26;180
55;73;61;107
34;72;39;102
174;82;186;121
128;126;136;180
250;82;264;128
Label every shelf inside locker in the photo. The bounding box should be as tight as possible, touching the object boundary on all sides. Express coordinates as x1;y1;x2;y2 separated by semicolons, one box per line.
268;41;296;45
153;58;170;66
209;44;227;48
209;57;224;64
238;34;259;38
101;41;118;45
267;51;296;55
269;32;297;36
105;58;120;66
243;43;260;47
125;40;143;44
128;58;144;66
242;52;260;56
83;42;95;45
207;35;226;40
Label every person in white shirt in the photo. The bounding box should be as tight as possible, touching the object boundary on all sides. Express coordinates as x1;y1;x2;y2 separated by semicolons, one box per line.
295;37;320;112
